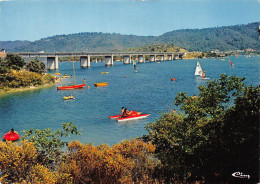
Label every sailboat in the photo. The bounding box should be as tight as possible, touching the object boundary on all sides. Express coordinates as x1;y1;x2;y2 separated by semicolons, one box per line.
229;59;234;67
195;61;203;76
57;54;86;90
195;61;208;79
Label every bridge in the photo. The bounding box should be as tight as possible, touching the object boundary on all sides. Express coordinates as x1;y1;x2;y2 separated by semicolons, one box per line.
18;52;186;69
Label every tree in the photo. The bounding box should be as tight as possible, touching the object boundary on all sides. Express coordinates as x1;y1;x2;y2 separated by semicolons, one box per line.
21;122;81;168
144;74;259;183
5;53;25;70
0;58;10;73
25;58;45;74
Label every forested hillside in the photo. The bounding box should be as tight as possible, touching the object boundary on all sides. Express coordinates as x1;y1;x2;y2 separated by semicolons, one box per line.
0;41;31;51
1;22;259;52
159;22;260;51
12;33;159;53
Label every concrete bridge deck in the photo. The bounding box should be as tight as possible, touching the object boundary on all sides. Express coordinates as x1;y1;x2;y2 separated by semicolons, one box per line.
18;52;186;69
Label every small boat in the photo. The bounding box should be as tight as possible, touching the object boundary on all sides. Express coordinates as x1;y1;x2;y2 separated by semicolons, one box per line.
100;72;109;74
3;131;20;141
195;61;203;76
55;73;61;75
195;61;208;79
110;114;150;122
57;54;86;90
62;75;70;78
94;82;108;87
171;78;176;81
229;59;234;67
63;95;75;100
57;84;86;90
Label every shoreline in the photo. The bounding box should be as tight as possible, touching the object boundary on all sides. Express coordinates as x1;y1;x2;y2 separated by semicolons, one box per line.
0;83;56;97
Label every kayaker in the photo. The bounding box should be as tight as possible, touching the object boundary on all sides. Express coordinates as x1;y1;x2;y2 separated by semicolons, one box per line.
9;128;18;134
122;107;139;116
121;107;125;114
122;108;129;117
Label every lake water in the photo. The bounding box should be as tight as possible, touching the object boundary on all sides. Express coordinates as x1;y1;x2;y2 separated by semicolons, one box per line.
0;56;259;145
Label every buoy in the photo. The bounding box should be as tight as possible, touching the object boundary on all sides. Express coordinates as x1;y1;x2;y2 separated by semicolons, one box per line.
87;86;90;88
171;78;176;81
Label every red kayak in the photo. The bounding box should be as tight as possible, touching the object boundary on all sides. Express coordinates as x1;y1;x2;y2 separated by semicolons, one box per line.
110;114;150;122
3;132;20;141
57;84;86;90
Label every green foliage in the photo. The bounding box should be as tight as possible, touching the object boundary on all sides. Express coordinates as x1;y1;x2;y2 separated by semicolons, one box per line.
21;122;81;167
42;73;55;84
0;71;43;89
145;74;260;182
0;58;10;73
8;22;260;52
25;57;45;74
0;54;55;90
5;53;25;70
123;44;187;53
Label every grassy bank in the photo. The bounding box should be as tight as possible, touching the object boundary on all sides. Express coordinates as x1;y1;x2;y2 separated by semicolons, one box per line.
0;83;56;97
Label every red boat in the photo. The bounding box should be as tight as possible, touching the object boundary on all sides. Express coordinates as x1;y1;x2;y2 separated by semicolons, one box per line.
3;132;20;141
57;54;86;90
57;84;86;90
110;114;150;122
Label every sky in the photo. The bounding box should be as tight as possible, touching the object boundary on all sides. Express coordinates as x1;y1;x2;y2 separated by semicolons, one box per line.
0;0;259;41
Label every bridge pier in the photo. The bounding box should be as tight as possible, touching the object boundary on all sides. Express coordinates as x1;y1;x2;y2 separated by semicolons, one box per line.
167;54;173;60
159;55;165;61
138;55;145;63
47;56;58;70
150;55;156;62
123;55;131;64
174;54;180;60
105;55;113;66
80;56;90;67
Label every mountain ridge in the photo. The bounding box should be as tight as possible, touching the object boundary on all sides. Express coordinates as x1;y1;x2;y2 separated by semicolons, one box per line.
0;22;259;52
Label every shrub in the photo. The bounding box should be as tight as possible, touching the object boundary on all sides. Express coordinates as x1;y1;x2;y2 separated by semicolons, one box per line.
25;58;45;74
42;74;55;84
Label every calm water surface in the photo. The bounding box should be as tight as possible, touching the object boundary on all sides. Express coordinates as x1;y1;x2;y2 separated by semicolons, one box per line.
0;56;259;145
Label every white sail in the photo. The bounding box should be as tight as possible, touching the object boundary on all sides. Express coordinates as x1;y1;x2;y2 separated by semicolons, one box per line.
195;61;203;76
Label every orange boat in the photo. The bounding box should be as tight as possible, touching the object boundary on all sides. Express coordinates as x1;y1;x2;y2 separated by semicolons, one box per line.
94;82;108;87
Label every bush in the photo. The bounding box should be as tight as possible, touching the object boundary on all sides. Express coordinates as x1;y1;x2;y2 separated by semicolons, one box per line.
42;74;55;84
58;139;159;183
5;53;25;70
0;141;59;183
25;58;45;74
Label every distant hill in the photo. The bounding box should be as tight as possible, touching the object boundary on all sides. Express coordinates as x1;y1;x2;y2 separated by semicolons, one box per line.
12;33;159;53
2;22;259;52
0;41;31;51
159;22;260;51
